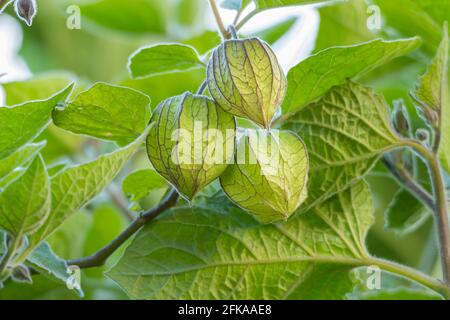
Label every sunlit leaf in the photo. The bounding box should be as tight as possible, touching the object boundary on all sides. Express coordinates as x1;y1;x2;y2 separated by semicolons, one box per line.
0;142;45;181
122;169;167;202
281;38;421;115
0;155;50;237
413;25;450;173
0;84;73;159
108;181;373;299
28;127;150;249
284;81;402;210
129;44;204;78
53;83;151;145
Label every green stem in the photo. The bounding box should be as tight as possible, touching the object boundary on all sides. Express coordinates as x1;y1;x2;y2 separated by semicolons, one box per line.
235;9;259;31
368;257;450;298
406;140;450;286
208;0;230;39
0;235;21;278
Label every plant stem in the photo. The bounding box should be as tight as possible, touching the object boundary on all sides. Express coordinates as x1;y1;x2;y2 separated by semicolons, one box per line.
406;140;450;286
0;235;20;278
368;257;450;298
208;0;230;39
233;7;244;25
429;156;450;284
235;9;259;31
382;157;435;211
197;80;208;95
68;189;179;269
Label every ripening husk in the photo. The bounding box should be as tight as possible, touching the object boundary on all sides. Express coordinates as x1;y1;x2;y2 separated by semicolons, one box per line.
207;38;287;128
146;92;236;200
220;129;309;223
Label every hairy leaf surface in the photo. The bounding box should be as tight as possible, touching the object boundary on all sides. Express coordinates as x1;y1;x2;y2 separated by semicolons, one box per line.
26;242;83;297
53;83;151;145
283;82;402;210
108;181;373;299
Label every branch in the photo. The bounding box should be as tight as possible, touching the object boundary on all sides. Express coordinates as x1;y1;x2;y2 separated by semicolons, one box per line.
404;140;450;286
235;9;259;31
208;0;230;39
382;157;435;212
68;189;179;269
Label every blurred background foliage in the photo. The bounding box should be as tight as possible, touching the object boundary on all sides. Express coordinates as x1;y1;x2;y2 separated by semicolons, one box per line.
0;0;448;299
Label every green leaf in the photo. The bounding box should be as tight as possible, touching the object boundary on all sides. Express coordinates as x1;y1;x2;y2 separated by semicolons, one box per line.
146;93;236;200
220;130;309;223
0;142;45;181
415;25;448;112
0;155;50;237
314;0;373;52
79;0;166;35
108;181;373;299
2;73;75;105
372;0;446;55
129;44;204;78
0;84;73;159
413;25;450;173
53;83;151;146
283;81;402;211
253;0;333;10
183;31;221;55
122;169;167;202
0;0;13;13
385;189;430;235
26;242;83;297
28;127;150;249
121;69;205;107
47;162;71;177
281;38;421;115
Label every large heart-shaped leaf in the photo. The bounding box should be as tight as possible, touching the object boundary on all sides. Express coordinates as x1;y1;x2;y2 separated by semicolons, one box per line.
283;81;402;210
53;83;151;146
108;181;373;299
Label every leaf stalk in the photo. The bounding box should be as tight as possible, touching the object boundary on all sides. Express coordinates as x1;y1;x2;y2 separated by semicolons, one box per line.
68;189;179;269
